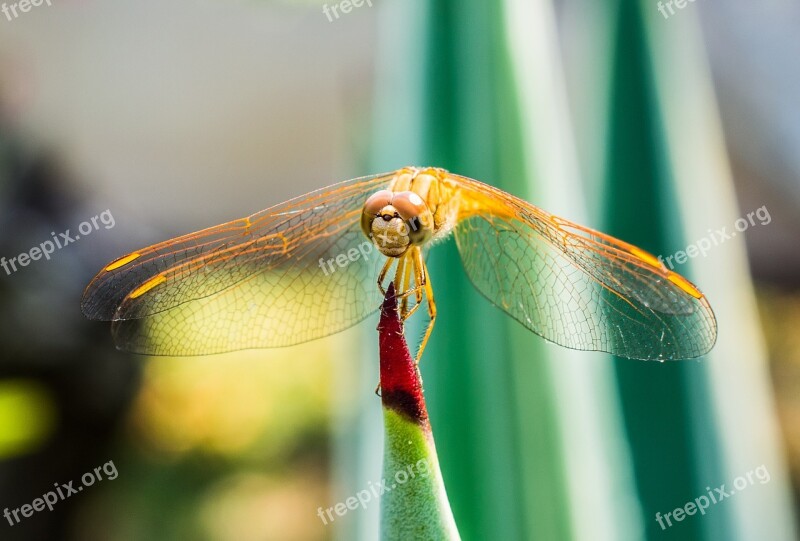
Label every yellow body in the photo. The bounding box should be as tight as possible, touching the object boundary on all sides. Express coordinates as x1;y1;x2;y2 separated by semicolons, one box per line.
365;167;456;362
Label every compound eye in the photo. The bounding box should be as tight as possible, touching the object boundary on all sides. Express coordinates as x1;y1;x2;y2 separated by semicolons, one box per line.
361;190;393;237
391;191;433;244
363;190;393;215
391;191;426;220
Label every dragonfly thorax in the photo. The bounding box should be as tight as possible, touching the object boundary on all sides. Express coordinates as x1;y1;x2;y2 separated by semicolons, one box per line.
361;189;434;257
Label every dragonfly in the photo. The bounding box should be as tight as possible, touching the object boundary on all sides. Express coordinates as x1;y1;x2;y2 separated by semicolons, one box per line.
81;166;717;361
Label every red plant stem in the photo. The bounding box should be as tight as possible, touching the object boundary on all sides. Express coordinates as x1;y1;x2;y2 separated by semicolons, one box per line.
378;282;429;425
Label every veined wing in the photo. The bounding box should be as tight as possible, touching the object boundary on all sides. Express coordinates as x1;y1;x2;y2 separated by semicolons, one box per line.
81;172;394;355
448;173;717;360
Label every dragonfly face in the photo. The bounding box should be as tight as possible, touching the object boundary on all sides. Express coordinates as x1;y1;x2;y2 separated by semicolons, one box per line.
360;189;434;257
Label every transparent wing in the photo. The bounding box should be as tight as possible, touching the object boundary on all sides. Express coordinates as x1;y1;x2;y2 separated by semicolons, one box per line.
81;172;394;355
449;174;717;360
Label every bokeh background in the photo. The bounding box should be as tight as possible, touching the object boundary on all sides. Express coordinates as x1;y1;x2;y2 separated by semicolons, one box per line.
0;0;798;540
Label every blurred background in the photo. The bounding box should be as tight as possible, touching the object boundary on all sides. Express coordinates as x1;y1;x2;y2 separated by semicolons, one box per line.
0;0;798;540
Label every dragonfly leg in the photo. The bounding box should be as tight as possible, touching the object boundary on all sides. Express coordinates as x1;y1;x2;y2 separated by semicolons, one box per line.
396;250;424;302
400;254;413;317
401;248;424;321
377;257;395;295
414;251;436;364
393;252;407;298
